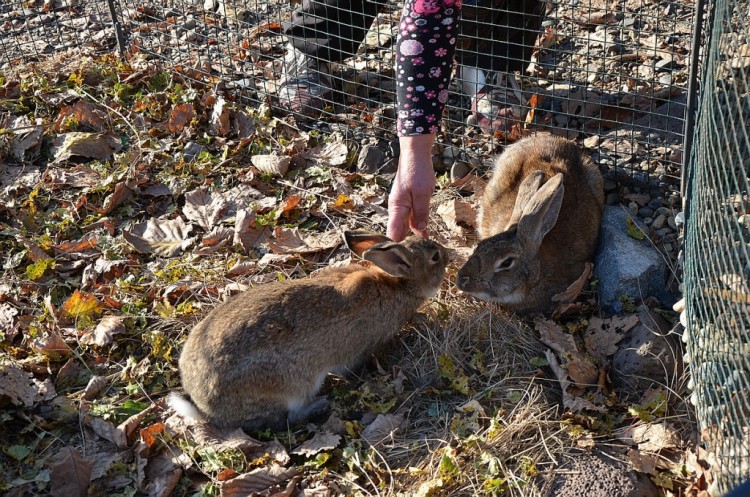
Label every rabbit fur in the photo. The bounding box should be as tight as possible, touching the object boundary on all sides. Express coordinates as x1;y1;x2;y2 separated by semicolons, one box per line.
457;134;604;315
172;232;448;431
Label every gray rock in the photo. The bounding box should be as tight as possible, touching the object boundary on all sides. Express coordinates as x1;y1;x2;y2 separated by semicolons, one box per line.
594;206;675;313
450;162;471;182
548;451;658;497
651;214;667;230
611;310;682;395
181;142;205;162
357;144;384;174
638;207;654;218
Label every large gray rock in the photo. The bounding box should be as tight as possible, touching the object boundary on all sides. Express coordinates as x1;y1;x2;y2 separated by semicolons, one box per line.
594;206;675;313
548;451;658;497
611;309;682;396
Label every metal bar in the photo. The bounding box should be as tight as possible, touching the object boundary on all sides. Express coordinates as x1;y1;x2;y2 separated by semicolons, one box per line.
681;0;710;212
107;0;126;56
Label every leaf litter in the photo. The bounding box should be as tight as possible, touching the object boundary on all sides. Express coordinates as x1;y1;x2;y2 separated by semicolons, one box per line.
0;51;706;497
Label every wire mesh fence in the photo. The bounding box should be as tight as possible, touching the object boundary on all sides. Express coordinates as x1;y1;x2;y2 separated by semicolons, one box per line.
683;0;750;493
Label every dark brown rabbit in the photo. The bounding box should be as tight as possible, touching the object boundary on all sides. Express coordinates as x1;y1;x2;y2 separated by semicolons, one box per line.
170;232;448;431
457;134;604;315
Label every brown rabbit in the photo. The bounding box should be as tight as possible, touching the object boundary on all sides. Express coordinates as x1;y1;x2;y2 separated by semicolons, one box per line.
170;232;448;431
457;134;604;315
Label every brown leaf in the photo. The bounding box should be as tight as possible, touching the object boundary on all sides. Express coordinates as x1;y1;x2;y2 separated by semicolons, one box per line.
209;95;231;136
291;431;341;457
81;315;126;347
9;115;44;160
51;132;122;164
251;154;290;177
0;361;53;407
85;413;128;448
167;102;195;133
16;234;52;262
361;410;407;446
307;141;349;167
279;195;302;217
195;227;234;255
183;187;229;231
627;448;657;475
437;198;477;233
43;165;102;188
33;330;73;357
621;423;682;453
567;357;600;387
267;227;341;255
535;318;578;356
142;449;182;497
82;375;108;401
552;262;592;303
96;180;134;214
140;422;165;449
49;447;93;497
122;217;196;257
54;233;98;256
54;100;107;132
233;209;272;253
220;466;301;497
584;314;636;362
545;350;606;413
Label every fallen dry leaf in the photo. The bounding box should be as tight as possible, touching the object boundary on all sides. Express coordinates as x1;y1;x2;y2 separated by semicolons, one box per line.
535;318;578;356
307;141;349;167
584;314;637;362
251;154;290;177
49;447;94;497
267;227;341;255
43;164;102;188
292;431;342;457
545;349;605;413
51;131;122;164
0;361;54;407
9;115;44;160
195;227;234;255
122;217;196;257
552;262;592;303
361;410;408;446
96;180;135;214
209;95;231;136
183;187;229;231
54;100;107;132
82;375;109;401
167;102;196;133
220;465;301;497
437;198;477;233
627;448;657;474
33;330;73;357
81;315;126;347
62;290;104;319
233;209;272;253
622;423;682;453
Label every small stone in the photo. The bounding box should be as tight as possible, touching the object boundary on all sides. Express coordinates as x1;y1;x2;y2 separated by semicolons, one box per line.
652;214;667;230
604;178;617;192
357;144;384;174
648;199;662;210
667;216;677;230
654;227;670;238
605;192;620;205
450;162;471;182
629;201;639;213
639;207;654;218
443;145;462;160
644;217;654;225
664;243;674;252
659;73;673;86
655;58;677;72
656;206;671;217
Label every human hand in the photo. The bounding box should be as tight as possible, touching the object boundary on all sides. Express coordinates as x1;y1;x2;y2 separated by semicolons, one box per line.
387;134;436;242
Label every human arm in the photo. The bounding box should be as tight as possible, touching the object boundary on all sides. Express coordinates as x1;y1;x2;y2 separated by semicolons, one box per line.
388;0;461;241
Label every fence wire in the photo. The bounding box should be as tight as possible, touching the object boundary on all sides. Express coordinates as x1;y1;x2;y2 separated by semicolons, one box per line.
683;0;750;493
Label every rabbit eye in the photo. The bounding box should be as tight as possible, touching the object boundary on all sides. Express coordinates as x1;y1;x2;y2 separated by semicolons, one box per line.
431;251;441;263
494;257;515;272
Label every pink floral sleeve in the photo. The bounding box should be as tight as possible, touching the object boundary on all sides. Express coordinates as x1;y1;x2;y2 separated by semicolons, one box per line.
395;0;462;136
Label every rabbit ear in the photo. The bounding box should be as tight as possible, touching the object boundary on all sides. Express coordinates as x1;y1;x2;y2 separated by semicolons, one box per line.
362;244;414;277
516;173;564;251
508;170;546;227
344;231;393;258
